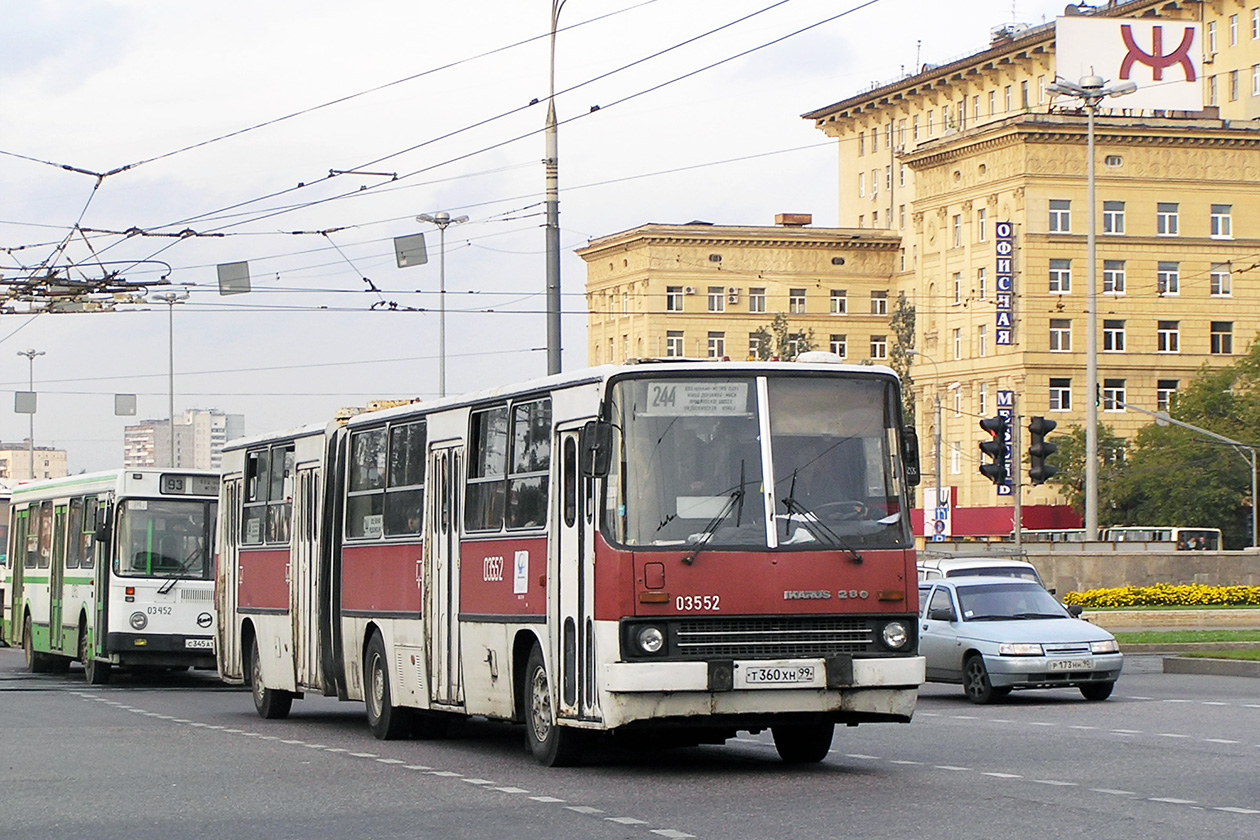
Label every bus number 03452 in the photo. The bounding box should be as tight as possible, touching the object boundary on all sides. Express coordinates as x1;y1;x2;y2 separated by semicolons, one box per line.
676;594;720;612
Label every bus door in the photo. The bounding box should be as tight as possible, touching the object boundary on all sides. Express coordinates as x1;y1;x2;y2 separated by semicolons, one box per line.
291;464;323;689
49;503;67;652
554;425;600;722
218;478;243;678
91;498;111;657
426;442;464;707
7;508;29;644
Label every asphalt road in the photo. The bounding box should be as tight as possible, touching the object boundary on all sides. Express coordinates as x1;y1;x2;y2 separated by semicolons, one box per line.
2;648;1257;840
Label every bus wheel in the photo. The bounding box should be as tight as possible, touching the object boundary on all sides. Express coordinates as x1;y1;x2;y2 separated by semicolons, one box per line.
364;633;411;740
79;631;111;685
23;616;52;674
771;722;835;763
524;645;584;767
250;637;293;720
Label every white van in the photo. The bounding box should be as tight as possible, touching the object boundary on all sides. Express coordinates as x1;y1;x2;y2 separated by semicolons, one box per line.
916;556;1046;588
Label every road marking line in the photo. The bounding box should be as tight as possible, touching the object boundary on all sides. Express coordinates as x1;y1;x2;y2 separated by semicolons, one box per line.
607;817;649;825
1091;789;1135;796
1150;797;1197;805
651;831;696;839
377;758;405;765
427;770;461;777
1215;807;1260;814
983;772;1022;779
403;765;432;771
1027;722;1055;727
567;806;604;814
934;765;969;771
1202;702;1228;706
1068;725;1098;730
846;754;881;760
530;796;565;803
890;760;923;765
463;778;494;784
1110;729;1141;735
493;787;528;793
1157;733;1189;738
1031;780;1077;787
348;751;377;758
1205;739;1240;744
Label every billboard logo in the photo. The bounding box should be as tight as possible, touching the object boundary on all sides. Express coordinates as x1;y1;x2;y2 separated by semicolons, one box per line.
1120;25;1196;82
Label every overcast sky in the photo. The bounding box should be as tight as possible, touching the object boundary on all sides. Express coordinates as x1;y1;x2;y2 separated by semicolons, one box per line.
0;0;1071;472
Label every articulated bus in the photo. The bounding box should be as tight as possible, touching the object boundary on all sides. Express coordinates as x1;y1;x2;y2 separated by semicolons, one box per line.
2;469;220;683
217;360;926;765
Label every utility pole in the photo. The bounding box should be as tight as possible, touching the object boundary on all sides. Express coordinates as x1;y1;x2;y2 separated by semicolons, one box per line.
17;348;45;479
544;0;567;375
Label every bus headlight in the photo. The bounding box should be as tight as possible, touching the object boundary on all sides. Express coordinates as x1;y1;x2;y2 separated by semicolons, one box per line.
636;625;665;655
129;612;148;630
881;621;909;650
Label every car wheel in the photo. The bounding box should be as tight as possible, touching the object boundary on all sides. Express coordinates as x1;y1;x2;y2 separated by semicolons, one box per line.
524;644;584;766
1080;681;1115;702
364;632;411;740
251;636;294;720
962;654;997;704
771;723;835;763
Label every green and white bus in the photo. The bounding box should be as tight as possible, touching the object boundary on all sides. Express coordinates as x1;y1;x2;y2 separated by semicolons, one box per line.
1;469;219;683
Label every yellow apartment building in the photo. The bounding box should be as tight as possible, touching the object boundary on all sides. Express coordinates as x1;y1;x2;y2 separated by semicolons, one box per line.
581;0;1260;536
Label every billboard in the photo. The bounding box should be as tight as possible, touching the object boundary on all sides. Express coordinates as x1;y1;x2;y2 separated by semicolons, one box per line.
1056;16;1202;112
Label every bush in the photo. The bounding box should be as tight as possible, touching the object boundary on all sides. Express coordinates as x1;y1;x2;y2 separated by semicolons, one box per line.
1063;583;1260;609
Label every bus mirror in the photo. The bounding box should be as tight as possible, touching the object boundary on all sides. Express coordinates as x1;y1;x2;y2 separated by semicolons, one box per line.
902;424;922;487
580;420;614;477
94;509;112;544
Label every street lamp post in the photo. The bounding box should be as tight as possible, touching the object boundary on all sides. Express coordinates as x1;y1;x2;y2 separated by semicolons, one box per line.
908;350;944;510
544;0;567;375
153;292;189;467
17;348;45;479
416;211;468;398
1044;74;1136;538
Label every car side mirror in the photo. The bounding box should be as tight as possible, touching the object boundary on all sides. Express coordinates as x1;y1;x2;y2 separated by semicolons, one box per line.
1066;604;1083;618
927;607;955;622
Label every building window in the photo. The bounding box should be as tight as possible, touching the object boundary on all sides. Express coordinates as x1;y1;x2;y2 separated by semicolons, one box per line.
1157;202;1179;236
1049;378;1071;412
973;94;981;121
870;335;888;360
912;113;920;140
952;272;962;305
1208;20;1218;53
1231;69;1240;101
789;288;806;314
1103;260;1126;294
1209;74;1219;106
976;207;987;242
830;289;847;315
953;328;962;360
749;287;766;313
872;127;880;153
1253;64;1259;96
977;267;988;300
707;331;726;358
1049;199;1070;233
870;290;888;315
1049;319;1072;352
952;214;962;247
988;89;996;115
1157;321;1180;353
927;110;935;136
1049;259;1072;293
950;441;961;475
1103;379;1126;412
1020;80;1030;109
858;133;865;156
1102;200;1125;234
1103;319;1125;352
829;334;847;358
707;286;725;313
1004;84;1012;111
1211;204;1233;238
1157;380;1179;412
1231;14;1239;46
1211;263;1232;296
899;164;907;187
1157;262;1180;295
1211;321;1234;355
747;333;762;360
885;165;892;191
977;325;988;358
666;331;684;357
898;119;907;146
666;286;683;312
899;204;906;228
954;387;963;417
1254;7;1259;40
978;382;988;416
621;291;629;315
858;171;865;197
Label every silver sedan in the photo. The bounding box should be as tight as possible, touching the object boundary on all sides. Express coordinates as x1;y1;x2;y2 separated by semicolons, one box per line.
918;577;1123;703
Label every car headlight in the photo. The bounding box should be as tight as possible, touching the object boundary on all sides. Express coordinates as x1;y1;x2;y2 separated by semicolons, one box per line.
998;642;1043;656
881;621;909;650
1090;639;1119;654
636;625;665;655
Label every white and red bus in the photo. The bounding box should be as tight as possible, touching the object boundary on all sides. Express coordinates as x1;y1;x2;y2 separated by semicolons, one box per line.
217;359;925;765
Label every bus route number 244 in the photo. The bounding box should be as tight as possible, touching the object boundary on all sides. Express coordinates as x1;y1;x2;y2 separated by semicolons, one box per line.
676;594;720;612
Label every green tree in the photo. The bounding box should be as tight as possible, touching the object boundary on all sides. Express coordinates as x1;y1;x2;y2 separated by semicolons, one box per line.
888;292;916;425
750;313;815;361
1044;423;1128;517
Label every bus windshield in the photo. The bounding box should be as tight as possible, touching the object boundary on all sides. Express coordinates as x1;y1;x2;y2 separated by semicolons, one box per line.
114;499;217;579
606;373;911;550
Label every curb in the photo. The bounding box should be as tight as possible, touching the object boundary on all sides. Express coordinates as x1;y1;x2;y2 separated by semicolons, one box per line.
1162;656;1260;679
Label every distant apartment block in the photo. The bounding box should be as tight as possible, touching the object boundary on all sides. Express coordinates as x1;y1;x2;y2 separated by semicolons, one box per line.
0;441;69;481
124;408;244;469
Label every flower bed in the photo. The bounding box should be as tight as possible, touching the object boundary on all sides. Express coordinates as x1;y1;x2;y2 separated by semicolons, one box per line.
1064;583;1260;609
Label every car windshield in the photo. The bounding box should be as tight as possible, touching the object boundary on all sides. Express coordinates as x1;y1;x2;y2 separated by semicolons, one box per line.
604;372;912;550
114;499;217;580
955;582;1067;621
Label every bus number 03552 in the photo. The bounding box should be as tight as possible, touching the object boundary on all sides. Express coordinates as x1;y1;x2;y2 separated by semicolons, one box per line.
676;594;720;612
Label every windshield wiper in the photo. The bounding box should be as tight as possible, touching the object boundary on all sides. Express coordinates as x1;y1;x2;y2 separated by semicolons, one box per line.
157;547;205;595
681;486;745;566
779;472;862;563
1010;612;1068;620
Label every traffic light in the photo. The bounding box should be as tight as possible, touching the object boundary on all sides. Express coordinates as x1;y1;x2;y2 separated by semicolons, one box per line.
1028;416;1059;485
978;415;1008;485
